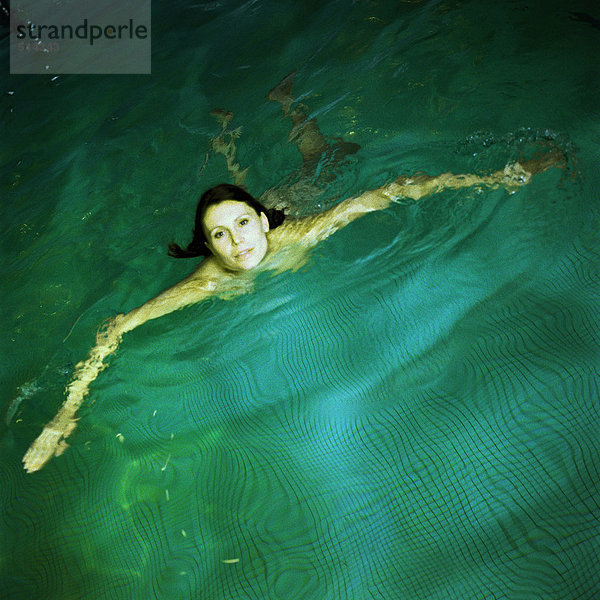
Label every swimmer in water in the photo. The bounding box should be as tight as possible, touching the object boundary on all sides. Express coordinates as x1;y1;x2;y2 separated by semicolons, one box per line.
22;74;564;473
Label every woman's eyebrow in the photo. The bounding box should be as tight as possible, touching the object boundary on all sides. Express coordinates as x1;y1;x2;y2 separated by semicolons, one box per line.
208;214;251;234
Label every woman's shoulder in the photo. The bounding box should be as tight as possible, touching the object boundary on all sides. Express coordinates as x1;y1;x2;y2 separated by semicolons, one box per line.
270;212;337;248
270;218;302;243
272;213;324;241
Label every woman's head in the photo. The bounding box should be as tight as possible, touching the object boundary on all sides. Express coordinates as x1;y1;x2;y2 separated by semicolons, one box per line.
168;184;285;271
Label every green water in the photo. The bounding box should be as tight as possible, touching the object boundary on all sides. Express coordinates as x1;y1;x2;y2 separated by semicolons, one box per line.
2;1;599;598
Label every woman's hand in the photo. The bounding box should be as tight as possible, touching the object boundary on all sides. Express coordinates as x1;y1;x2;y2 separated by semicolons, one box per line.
501;148;566;193
518;148;566;176
22;414;78;473
501;162;532;192
22;314;126;473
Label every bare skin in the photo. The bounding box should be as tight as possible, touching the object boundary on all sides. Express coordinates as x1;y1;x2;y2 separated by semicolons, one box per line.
266;70;360;168
21;157;557;473
22;72;565;473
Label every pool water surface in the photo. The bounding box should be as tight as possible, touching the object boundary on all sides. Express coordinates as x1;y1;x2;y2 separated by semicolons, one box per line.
1;1;599;598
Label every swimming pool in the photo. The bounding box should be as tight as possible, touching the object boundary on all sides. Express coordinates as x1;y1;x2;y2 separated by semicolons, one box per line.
2;1;599;598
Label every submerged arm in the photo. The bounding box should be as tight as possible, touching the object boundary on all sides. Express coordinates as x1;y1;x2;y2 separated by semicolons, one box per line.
297;151;563;244
22;261;221;473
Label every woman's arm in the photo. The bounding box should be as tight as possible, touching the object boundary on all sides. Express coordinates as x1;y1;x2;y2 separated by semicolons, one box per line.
294;151;563;245
22;319;123;473
22;260;222;473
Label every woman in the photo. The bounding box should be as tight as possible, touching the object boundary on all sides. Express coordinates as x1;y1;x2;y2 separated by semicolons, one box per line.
22;74;563;473
22;158;554;473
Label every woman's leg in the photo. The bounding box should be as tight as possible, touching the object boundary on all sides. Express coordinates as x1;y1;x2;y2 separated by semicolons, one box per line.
268;71;360;168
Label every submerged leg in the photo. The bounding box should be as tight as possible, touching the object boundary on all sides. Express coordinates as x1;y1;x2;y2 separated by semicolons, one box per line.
268;71;360;167
208;109;249;188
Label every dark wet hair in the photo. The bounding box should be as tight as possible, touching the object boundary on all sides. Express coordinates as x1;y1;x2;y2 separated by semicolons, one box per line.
168;184;286;258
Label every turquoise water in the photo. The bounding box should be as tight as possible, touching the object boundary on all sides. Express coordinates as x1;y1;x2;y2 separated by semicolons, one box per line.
2;1;600;598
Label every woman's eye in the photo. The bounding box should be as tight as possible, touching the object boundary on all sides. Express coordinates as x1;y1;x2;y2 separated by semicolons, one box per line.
239;219;248;226
214;231;224;239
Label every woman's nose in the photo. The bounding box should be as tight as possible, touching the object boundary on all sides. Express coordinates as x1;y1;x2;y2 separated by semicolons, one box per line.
231;231;244;245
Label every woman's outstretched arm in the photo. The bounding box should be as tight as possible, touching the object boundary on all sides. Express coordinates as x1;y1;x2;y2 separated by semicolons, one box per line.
22;260;223;473
294;150;564;245
22;318;124;473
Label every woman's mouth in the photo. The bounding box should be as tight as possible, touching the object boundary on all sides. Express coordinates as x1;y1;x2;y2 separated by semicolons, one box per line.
236;248;253;259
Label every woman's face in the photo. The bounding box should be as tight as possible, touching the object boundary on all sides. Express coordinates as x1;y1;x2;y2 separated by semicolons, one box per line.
202;200;270;271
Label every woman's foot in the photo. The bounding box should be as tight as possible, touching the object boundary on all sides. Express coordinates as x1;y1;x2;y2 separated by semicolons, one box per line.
267;70;298;114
